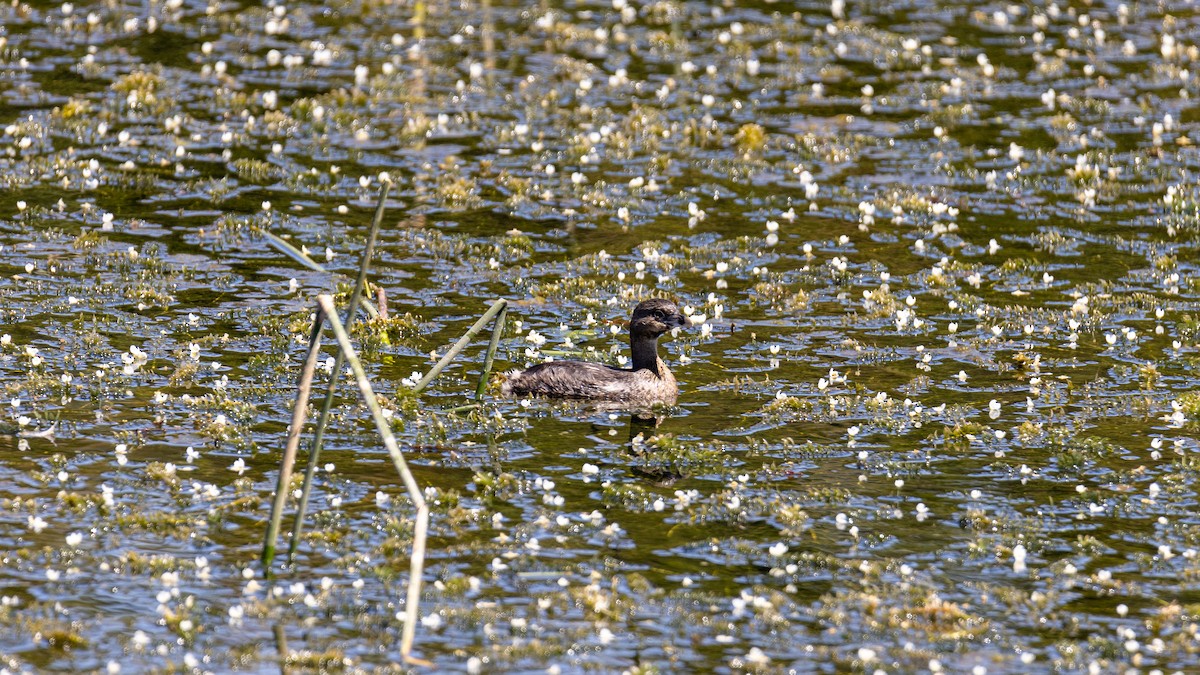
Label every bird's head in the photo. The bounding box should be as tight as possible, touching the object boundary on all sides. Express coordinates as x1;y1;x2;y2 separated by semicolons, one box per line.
629;298;690;338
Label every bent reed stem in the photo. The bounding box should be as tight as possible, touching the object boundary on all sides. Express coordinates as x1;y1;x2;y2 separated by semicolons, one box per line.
316;294;429;664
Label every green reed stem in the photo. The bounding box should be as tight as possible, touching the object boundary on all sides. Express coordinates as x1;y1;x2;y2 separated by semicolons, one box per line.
261;230;326;273
445;403;481;414
261;229;380;320
474;304;506;399
413;298;508;394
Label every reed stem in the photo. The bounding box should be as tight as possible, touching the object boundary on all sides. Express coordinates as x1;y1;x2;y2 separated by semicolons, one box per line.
274;623;291;674
261;306;325;570
288;184;390;560
413;299;508;394
316;294;429;663
261;230;380;320
474;304;506;399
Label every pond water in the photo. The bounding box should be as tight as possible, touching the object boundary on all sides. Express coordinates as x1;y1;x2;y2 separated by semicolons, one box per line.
2;0;1200;672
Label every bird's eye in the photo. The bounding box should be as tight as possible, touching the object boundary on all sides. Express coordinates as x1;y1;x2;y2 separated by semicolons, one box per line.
653;310;665;320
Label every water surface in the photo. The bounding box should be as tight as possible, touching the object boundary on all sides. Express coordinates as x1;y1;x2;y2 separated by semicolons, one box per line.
1;0;1199;672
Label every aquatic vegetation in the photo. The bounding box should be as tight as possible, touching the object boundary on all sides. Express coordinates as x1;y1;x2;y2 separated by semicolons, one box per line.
0;0;1199;670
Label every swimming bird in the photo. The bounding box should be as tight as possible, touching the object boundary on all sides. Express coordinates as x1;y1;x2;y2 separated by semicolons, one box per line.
502;298;690;404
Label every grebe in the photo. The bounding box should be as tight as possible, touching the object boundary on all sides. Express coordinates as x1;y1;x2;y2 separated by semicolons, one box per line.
502;299;690;404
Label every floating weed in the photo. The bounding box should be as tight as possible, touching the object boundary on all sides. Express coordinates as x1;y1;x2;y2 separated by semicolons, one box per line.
817;587;986;641
282;649;347;671
22;619;89;651
1049;436;1121;472
1175;391;1200;417
230;158;280;184
628;432;729;480
112;510;198;538
772;503;811;538
753;393;813;421
354;313;422;353
600;482;655;509
749;281;810;311
733;123;767;155
471;470;523;503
